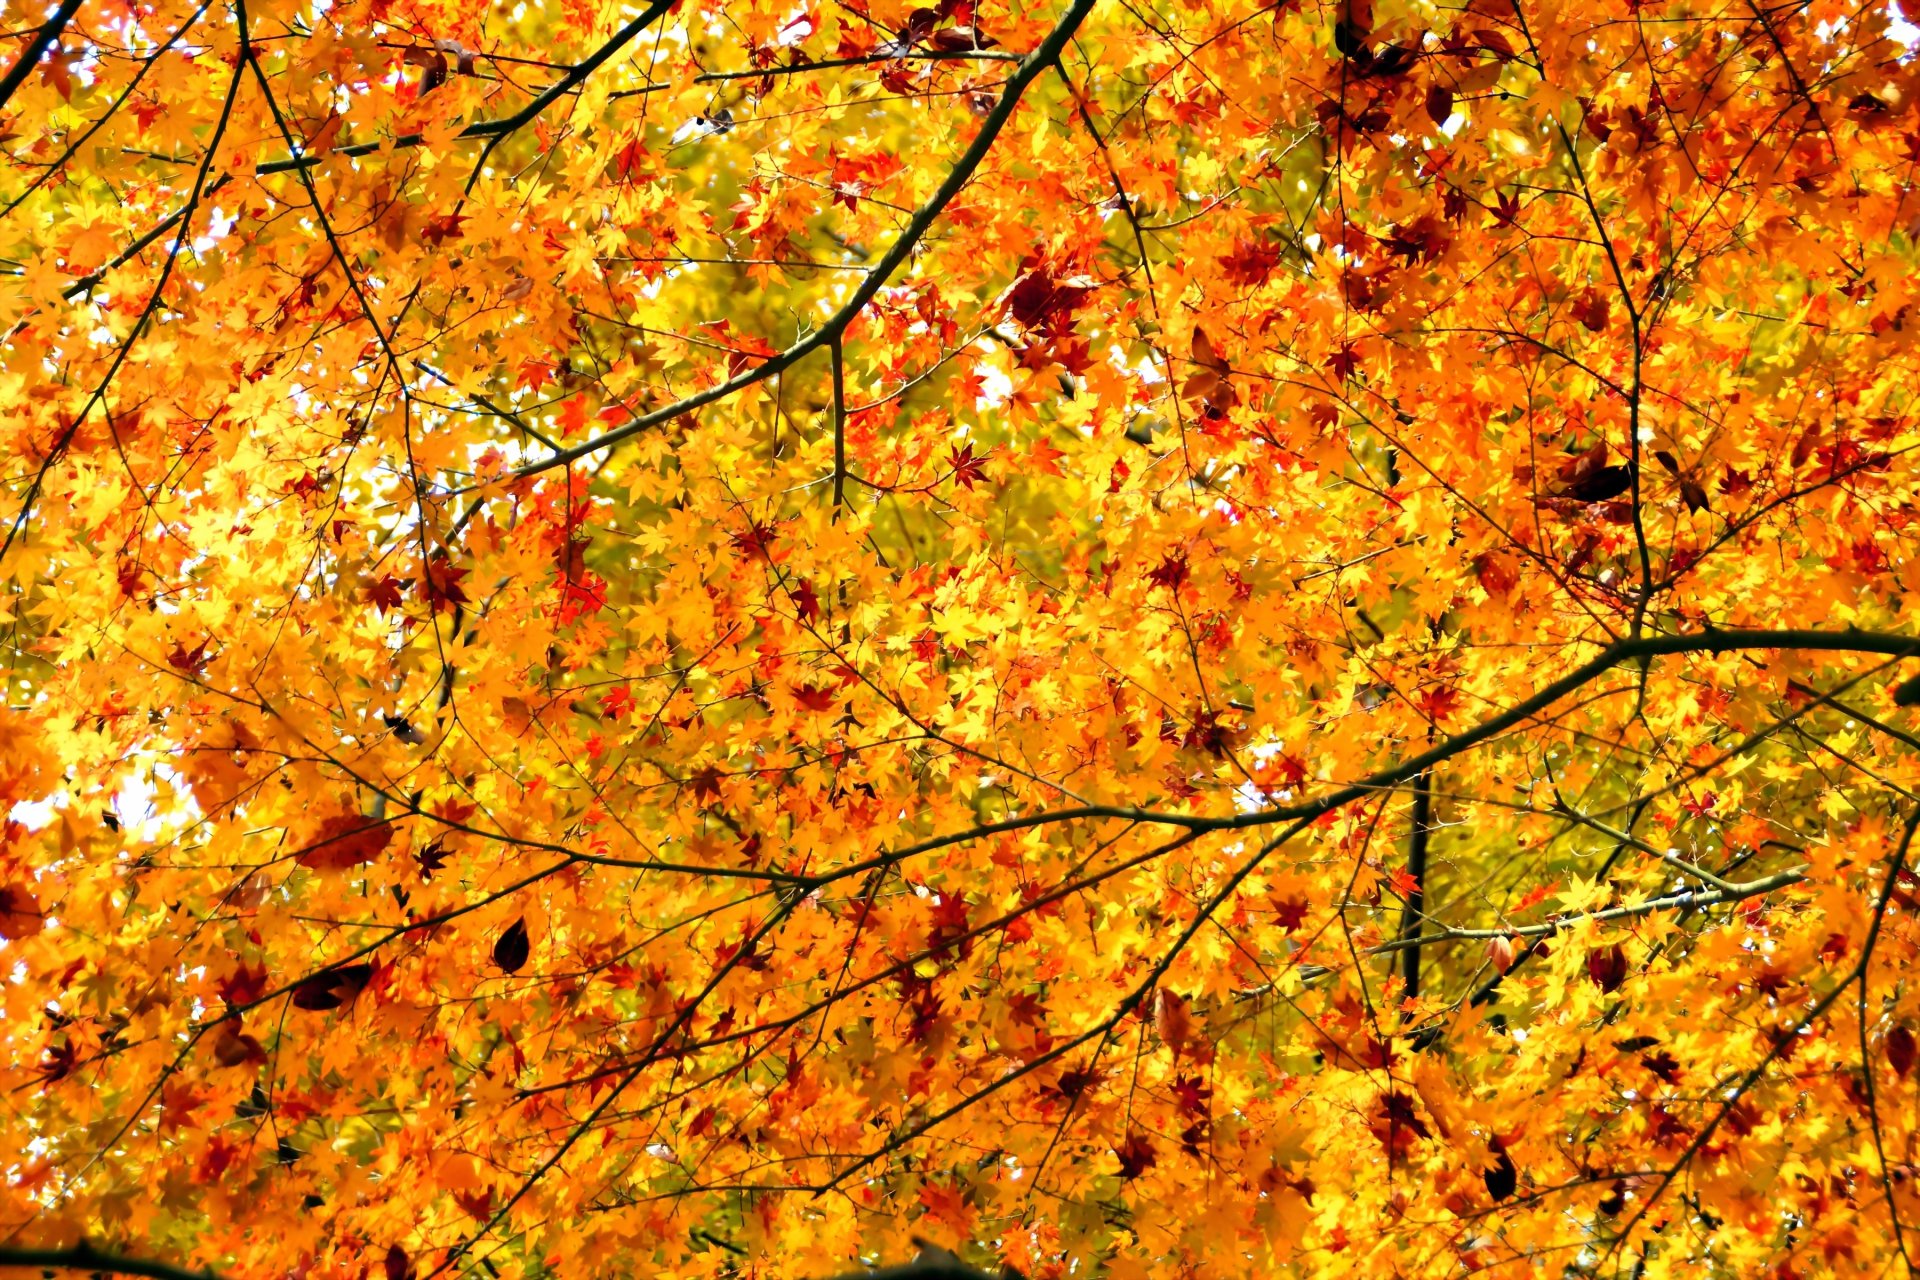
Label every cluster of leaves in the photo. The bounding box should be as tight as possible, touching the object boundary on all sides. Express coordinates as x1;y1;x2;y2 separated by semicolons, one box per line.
5;0;1920;1276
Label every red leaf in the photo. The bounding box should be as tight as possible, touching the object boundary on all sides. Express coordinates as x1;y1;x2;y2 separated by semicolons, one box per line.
1146;553;1189;591
423;555;470;615
298;814;393;871
792;684;837;713
1114;1132;1157;1179
1570;288;1610;332
1170;1074;1211;1117
1587;943;1628;994
168;639;213;675
949;442;988;489
791;579;820;623
1888;1024;1915;1079
0;884;45;939
365;575;408;613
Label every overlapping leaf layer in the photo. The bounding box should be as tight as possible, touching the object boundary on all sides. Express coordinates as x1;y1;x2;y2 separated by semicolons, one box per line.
5;0;1920;1276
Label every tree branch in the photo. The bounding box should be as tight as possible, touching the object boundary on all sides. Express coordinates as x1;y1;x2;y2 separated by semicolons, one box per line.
830;336;848;512
0;1243;227;1280
473;0;1103;485
0;0;84;115
1398;770;1432;999
1364;868;1807;956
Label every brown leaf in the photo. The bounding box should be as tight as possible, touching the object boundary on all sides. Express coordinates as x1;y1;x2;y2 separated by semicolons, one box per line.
1154;988;1193;1055
212;1025;268;1068
493;916;531;973
501;696;534;736
1889;1024;1916;1079
1483;1140;1517;1201
291;963;376;1012
1182;326;1235;407
1114;1132;1157;1179
927;25;996;50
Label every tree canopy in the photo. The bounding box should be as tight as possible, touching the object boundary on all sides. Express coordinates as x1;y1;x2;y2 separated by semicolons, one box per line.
5;0;1920;1275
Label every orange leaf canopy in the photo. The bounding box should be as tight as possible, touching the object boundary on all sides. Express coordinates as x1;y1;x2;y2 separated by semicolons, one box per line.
5;0;1920;1276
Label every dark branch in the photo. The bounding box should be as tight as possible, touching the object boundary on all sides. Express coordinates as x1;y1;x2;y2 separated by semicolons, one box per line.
0;1243;227;1280
475;0;1103;484
1398;770;1432;1000
0;0;84;115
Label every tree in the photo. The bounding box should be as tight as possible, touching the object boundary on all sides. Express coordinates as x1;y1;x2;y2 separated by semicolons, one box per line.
3;0;1920;1274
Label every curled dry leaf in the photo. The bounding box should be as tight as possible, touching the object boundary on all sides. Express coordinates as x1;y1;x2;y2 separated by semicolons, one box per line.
1888;1024;1916;1079
493;916;531;973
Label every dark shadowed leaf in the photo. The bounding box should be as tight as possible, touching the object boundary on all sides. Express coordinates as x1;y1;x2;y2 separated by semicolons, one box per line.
493;917;531;973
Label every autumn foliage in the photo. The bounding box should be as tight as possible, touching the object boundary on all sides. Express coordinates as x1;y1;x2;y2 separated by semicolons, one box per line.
8;0;1920;1275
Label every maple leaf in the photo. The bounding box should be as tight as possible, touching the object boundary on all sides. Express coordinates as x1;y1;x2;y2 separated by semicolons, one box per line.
415;841;450;879
926;892;971;959
1028;436;1067;475
1369;1092;1430;1159
216;963;270;1009
728;521;780;561
1154;988;1193;1056
1569;288;1610;332
948;443;988;489
39;46;79;101
1113;1132;1157;1179
211;1026;268;1068
1000;256;1091;333
299;813;393;871
1416;684;1462;723
1146;553;1189;591
167;638;213;675
1220;237;1283;286
791;578;820;622
17;1;1920;1273
791;683;837;712
422;554;470;614
0;884;44;939
1170;1074;1211;1116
